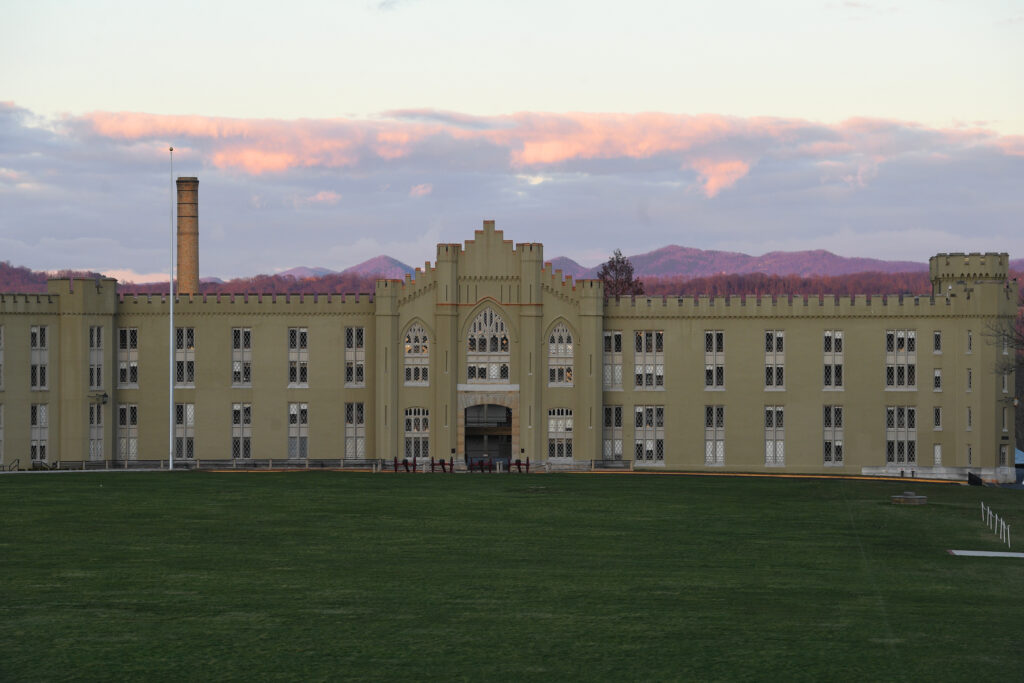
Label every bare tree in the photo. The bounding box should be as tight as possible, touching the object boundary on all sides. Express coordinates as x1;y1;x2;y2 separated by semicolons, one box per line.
597;249;645;297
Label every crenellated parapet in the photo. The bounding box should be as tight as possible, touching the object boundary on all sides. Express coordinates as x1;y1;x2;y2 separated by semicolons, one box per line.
601;290;1011;320
929;252;1010;296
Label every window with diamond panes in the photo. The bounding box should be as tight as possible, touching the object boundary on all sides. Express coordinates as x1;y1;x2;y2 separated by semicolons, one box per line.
30;325;48;390
175;327;195;387
933;369;942;391
823;405;843;466
404;407;429;459
547;408;573;460
705;405;725;466
288;327;308;386
885;330;916;389
705;330;724;388
603;331;623;390
933;443;942;466
345;327;365;386
933;406;942;430
602;405;623;459
88;402;103;461
634;331;664;389
933;331;942;353
764;330;784;389
345;402;366;458
118;328;139;386
823;330;843;389
467;309;510;383
885;406;917;465
232;403;252;459
117;404;138;460
634;405;665;464
404;325;429;386
764;406;785;466
175;403;195;460
548;323;574;386
88;326;103;390
232;328;252;387
30;403;48;463
288;403;308;459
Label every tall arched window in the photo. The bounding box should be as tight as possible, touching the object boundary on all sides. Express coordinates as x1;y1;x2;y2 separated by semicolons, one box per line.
548;322;573;386
404;324;429;386
467;309;510;383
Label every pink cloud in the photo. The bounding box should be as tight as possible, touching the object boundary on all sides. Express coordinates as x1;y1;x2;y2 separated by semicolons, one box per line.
409;183;432;198
73;110;1024;194
689;159;751;197
304;190;341;205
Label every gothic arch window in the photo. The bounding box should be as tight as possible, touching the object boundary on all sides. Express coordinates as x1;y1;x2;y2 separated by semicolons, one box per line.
404;324;429;386
467;308;510;383
548;322;574;386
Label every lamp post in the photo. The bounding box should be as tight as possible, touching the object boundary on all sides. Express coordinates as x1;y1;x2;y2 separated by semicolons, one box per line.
169;147;175;471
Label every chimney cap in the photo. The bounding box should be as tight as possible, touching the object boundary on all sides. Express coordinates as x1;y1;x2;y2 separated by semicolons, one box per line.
176;176;199;183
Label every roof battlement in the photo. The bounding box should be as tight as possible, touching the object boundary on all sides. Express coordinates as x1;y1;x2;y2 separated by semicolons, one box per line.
929;252;1009;282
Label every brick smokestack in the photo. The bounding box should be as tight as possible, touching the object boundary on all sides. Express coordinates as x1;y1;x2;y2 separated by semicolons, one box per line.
176;177;199;295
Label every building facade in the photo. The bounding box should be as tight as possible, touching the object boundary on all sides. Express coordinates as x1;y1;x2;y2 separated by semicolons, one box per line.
0;184;1017;481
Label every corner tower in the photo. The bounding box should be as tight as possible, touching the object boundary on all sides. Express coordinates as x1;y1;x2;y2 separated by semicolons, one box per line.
176;176;200;295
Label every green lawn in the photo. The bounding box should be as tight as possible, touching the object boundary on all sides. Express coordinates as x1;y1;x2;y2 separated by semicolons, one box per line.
1;471;1022;681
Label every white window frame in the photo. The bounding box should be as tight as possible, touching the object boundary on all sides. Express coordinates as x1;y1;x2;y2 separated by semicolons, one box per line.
933;443;942;466
885;329;917;390
175;403;195;460
231;402;252;459
404;407;429;459
704;330;724;389
603;331;623;390
823;405;843;466
344;402;366;458
175;327;195;387
764;405;785;466
289;402;308;459
602;405;623;459
466;309;510;383
88;402;103;461
634;405;664;465
764;330;785;390
823;330;844;390
704;405;724;466
118;328;139;387
30;325;48;390
289;327;309;387
117;404;138;460
547;323;574;387
634;331;664;390
933;406;942;431
404;324;429;386
30;403;48;463
547;408;574;461
88;326;103;390
885;406;917;465
345;327;365;387
933;369;942;392
232;328;252;387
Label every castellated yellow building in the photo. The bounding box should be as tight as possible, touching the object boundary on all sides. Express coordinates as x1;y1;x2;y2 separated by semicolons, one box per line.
0;179;1017;481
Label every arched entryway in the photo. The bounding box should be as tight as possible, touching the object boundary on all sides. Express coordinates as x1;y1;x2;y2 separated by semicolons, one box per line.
464;404;512;467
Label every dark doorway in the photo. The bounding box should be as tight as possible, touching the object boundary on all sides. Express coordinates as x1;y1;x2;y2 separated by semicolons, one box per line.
465;404;512;467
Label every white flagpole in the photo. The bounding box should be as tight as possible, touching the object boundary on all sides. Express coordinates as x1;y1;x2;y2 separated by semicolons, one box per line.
169;147;175;471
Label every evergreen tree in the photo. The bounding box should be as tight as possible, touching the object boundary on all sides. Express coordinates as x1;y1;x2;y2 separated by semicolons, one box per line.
597;249;644;296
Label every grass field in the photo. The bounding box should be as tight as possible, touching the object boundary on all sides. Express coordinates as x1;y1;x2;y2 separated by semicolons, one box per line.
1;471;1022;681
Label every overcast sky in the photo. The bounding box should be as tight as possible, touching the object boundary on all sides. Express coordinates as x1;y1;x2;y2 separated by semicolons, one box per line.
1;0;1021;281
